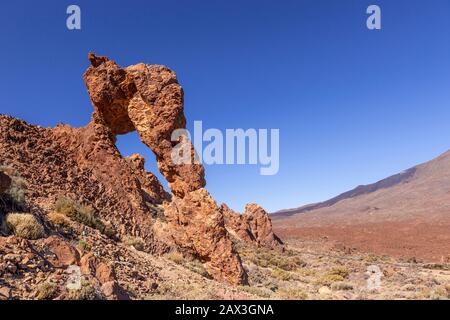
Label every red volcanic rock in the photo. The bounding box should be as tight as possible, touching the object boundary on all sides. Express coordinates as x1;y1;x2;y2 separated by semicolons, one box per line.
165;189;248;285
83;53;246;285
221;203;283;249
0;115;169;252
83;53;205;198
221;204;257;244
244;204;283;248
0;171;11;194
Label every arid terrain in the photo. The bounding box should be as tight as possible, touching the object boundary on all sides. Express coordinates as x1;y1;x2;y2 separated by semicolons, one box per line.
0;53;449;300
273;151;450;263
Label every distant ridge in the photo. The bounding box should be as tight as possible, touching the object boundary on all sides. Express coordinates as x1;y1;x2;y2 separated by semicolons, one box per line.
273;167;417;217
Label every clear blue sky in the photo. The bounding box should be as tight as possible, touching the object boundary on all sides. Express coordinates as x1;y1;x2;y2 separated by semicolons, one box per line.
1;1;449;212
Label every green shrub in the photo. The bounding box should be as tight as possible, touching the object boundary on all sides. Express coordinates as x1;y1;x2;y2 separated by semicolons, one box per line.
271;268;293;281
0;165;26;207
36;282;58;300
331;281;354;291
6;213;45;239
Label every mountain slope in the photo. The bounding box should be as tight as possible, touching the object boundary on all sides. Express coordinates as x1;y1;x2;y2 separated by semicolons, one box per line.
272;151;450;262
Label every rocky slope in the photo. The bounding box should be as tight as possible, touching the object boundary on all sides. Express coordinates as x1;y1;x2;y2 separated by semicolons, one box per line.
273;151;450;262
0;53;282;299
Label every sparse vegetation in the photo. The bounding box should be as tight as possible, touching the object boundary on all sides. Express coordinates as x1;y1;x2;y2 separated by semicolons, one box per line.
316;266;350;286
164;251;212;279
77;240;92;252
271;268;293;281
5;213;45;239
146;202;166;221
165;251;184;264
239;286;272;298
123;235;145;251
331;281;354;291
241;247;306;272
54;196;114;237
47;211;72;230
36;282;58;300
67;279;100;300
0;165;27;209
277;287;308;300
183;260;211;279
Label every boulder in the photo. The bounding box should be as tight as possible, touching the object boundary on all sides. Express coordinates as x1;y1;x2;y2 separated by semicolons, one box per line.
221;203;283;249
43;236;80;268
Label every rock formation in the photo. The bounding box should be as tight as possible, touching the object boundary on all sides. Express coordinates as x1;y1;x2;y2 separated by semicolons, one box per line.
222;203;283;249
83;53;246;285
83;53;205;197
0;53;282;286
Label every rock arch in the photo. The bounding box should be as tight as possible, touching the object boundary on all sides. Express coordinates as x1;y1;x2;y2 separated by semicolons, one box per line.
83;53;247;285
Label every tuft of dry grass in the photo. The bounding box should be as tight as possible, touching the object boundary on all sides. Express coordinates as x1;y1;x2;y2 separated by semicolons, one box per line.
5;213;45;239
316;266;350;286
0;165;26;207
54;196;114;237
239;286;272;298
271;268;293;281
277;287;308;300
165;251;185;264
331;281;354;291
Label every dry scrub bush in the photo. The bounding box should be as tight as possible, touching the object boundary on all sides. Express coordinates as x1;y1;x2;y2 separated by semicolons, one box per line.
47;211;72;230
123;236;145;251
239;286;272;298
36;282;58;300
165;251;185;264
54;196;114;237
5;213;45;239
77;240;92;252
0;165;26;207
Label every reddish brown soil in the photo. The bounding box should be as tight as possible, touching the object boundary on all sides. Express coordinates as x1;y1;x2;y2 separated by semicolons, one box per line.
275;219;450;263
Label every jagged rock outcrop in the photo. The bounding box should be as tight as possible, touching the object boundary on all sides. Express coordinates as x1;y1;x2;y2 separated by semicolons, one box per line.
83;53;247;285
0;171;11;194
165;189;247;285
83;53;205;198
0;53;277;286
222;203;283;249
0;115;169;253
